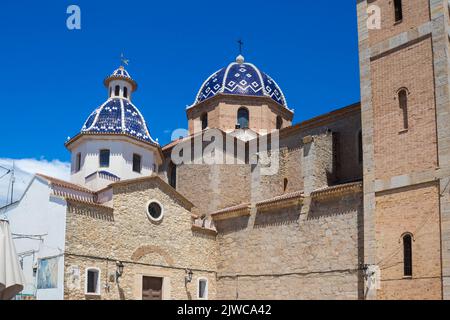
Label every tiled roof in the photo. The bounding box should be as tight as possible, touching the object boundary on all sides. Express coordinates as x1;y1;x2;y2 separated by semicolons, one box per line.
80;98;157;145
191;55;288;108
36;173;93;194
104;66;137;91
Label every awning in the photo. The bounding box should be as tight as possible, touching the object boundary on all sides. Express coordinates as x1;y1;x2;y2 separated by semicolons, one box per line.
0;219;25;300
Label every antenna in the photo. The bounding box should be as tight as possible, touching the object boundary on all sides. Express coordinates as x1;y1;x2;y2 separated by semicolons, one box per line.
0;165;11;180
10;161;15;204
0;165;12;207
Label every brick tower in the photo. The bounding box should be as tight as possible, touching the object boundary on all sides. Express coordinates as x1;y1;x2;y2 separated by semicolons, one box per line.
357;0;450;299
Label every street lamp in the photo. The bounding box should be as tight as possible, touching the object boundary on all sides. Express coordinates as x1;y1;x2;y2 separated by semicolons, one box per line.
116;261;124;281
185;268;193;285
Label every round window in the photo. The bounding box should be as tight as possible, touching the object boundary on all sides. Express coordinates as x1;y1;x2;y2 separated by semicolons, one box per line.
146;201;163;222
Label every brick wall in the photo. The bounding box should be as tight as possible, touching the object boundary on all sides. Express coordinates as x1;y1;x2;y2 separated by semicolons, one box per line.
368;0;430;46
371;37;438;181
375;183;442;300
187;96;293;134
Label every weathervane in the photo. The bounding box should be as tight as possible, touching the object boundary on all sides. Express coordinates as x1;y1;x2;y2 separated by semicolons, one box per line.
120;53;129;66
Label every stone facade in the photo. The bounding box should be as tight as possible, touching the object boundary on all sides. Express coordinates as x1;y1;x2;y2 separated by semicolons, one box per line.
215;190;363;300
63;178;217;300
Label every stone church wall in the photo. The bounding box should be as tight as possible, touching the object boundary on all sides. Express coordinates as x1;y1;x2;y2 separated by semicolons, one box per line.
63;179;217;300
177;163;252;216
215;191;363;300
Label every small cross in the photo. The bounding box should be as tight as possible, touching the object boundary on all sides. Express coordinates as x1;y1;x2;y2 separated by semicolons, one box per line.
121;53;129;66
237;39;244;55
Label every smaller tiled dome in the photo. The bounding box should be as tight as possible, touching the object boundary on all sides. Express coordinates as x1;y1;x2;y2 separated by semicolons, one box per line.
81;98;157;144
104;66;138;91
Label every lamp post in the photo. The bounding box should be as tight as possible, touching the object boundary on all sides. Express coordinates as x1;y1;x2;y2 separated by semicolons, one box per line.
185;268;193;286
116;261;124;282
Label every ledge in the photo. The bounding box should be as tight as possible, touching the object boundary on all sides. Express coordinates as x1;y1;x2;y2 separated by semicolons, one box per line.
310;182;362;201
256;191;303;212
191;224;218;236
210;203;251;221
65;197;114;211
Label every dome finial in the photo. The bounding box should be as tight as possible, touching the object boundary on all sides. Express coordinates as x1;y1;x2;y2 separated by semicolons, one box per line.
236;39;245;63
236;54;245;64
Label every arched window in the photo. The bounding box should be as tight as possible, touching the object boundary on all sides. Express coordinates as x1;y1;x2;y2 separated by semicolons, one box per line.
123;87;128;98
398;89;409;130
358;130;363;165
403;234;413;277
283;178;288;192
115;85;120;97
201;113;208;130
394;0;403;22
237;107;249;129
276;116;283;130
168;161;177;189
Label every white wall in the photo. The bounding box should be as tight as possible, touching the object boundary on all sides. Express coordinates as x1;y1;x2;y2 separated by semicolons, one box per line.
108;79;132;100
70;137;157;190
4;177;67;300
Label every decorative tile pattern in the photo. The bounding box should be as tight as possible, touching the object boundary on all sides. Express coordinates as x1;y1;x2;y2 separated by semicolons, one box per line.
194;61;288;107
110;67;132;81
81;98;156;144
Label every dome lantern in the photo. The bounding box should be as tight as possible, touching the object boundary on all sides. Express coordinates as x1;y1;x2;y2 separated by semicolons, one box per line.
104;65;138;100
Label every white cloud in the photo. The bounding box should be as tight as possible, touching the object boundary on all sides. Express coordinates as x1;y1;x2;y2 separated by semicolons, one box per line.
0;158;70;207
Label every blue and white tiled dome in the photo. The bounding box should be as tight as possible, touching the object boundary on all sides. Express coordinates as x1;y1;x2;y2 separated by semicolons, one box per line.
193;55;288;108
81;98;157;144
104;66;138;91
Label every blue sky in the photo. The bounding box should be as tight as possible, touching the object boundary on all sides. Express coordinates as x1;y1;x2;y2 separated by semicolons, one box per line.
0;0;360;201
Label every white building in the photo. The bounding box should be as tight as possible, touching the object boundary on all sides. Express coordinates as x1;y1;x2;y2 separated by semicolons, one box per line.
0;65;161;300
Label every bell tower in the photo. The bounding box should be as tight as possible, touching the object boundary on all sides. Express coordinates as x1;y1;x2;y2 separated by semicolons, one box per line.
66;65;161;191
357;0;450;299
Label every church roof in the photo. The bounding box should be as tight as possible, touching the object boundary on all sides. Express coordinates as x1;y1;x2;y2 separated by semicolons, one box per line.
192;55;288;108
80;98;157;145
